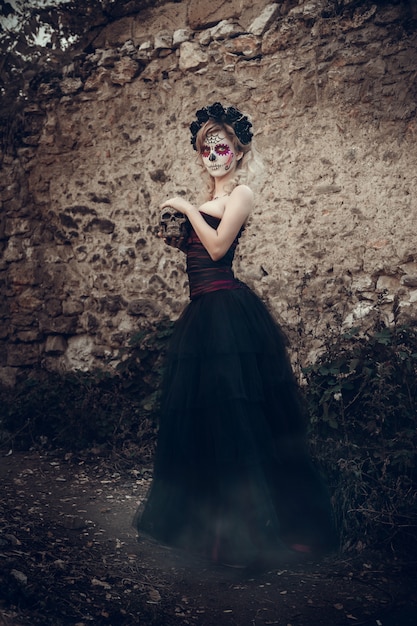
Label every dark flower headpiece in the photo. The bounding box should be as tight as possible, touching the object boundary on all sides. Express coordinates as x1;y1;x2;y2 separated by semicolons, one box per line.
190;102;253;151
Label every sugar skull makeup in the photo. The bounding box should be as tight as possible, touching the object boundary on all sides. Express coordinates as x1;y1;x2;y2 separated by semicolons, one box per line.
200;133;238;177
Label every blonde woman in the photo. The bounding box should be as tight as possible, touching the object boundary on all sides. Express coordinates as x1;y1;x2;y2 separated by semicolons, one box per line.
134;103;337;568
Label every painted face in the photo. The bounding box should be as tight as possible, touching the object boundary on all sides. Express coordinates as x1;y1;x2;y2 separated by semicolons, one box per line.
200;133;238;177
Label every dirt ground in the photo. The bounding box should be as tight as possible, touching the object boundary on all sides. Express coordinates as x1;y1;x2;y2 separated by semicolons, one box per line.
1;449;416;626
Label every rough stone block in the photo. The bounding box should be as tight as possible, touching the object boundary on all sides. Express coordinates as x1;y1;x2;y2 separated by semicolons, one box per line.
376;275;401;293
402;275;417;289
210;20;244;40
187;0;241;30
39;315;79;335
154;30;173;51
45;335;67;355
3;239;26;263
225;34;260;57
60;78;83;95
15;290;43;313
110;57;140;85
17;330;41;342
179;42;208;71
63;300;85;315
83;68;111;92
64;335;95;369
8;265;40;287
4;219;31;237
127;299;160;317
7;343;40;367
249;3;280;36
173;29;191;47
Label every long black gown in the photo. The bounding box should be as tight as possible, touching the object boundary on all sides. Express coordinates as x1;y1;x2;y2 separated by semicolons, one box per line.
134;212;337;565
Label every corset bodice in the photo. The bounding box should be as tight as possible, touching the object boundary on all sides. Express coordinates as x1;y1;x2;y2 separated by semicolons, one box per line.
186;212;244;299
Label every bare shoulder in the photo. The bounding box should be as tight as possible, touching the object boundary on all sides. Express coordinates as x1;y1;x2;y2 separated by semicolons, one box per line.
229;185;254;214
230;184;254;201
221;185;254;231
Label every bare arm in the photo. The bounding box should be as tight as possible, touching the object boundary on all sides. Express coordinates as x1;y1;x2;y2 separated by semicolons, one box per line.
160;185;253;261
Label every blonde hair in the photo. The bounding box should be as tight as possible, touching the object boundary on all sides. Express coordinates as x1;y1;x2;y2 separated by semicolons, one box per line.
195;120;263;200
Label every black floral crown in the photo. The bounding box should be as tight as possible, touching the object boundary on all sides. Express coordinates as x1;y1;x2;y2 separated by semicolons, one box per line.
189;102;253;151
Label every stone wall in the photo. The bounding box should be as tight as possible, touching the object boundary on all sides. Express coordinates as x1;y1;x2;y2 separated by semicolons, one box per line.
1;0;417;384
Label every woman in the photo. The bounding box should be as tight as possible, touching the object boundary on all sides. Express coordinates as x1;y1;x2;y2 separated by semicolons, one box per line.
134;102;337;567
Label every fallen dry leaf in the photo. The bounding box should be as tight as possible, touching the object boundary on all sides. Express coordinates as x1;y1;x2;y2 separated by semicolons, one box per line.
148;588;161;602
91;578;111;590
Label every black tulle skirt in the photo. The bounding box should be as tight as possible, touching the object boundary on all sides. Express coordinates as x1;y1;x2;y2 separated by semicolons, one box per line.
134;286;337;565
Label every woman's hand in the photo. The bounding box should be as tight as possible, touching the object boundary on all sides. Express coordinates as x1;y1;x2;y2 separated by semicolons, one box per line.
160;197;196;217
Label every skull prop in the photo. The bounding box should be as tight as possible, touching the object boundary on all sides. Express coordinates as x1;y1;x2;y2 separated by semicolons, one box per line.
160;207;189;239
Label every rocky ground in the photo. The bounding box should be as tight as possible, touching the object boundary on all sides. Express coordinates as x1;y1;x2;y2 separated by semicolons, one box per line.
1;449;416;626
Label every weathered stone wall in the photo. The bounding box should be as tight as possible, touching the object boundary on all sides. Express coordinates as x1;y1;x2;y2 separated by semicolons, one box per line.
1;0;417;384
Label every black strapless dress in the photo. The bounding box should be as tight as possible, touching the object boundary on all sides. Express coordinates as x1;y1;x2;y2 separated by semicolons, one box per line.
134;213;337;565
